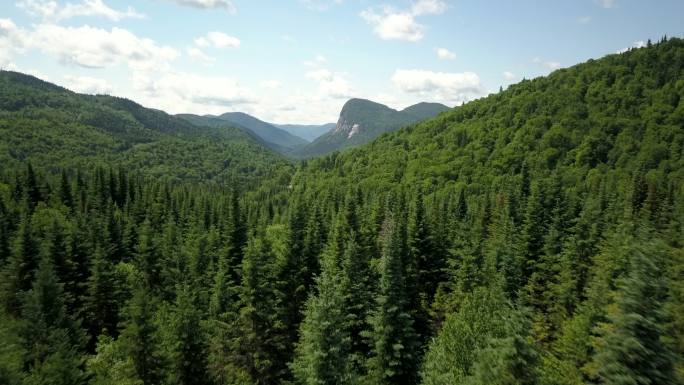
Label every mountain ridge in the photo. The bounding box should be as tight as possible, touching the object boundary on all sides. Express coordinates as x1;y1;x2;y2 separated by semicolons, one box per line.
290;98;450;158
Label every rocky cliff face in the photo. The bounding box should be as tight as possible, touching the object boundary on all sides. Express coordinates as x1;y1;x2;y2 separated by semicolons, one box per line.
334;115;362;139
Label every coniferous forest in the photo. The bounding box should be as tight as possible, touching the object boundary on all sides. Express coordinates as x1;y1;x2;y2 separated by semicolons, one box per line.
1;38;683;385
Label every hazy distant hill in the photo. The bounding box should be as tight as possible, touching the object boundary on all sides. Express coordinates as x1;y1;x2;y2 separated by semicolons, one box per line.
0;70;288;186
274;123;336;141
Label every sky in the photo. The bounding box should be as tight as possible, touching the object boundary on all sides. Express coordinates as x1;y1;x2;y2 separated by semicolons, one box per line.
1;0;683;124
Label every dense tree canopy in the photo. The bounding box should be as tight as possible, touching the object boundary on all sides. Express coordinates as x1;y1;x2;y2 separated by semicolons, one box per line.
0;37;682;385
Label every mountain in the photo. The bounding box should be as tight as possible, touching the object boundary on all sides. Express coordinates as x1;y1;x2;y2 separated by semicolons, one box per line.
1;38;683;385
400;102;452;120
287;37;684;382
0;70;289;186
274;123;336;141
291;98;450;158
218;112;308;152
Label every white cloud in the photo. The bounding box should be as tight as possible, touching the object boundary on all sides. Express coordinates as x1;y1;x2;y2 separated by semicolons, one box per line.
391;69;485;105
533;57;561;70
597;0;616;9
133;71;254;108
187;47;215;64
194;31;240;49
17;0;144;22
29;24;178;70
578;16;591;24
360;0;446;42
617;40;645;54
503;71;516;81
63;75;113;94
260;80;282;89
300;0;343;11
410;0;447;15
303;54;327;67
436;47;455;60
306;68;354;99
0;18;27;67
162;0;236;13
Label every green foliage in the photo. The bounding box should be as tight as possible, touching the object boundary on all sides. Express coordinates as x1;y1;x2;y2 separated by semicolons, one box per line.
0;70;291;188
366;213;420;385
594;234;676;385
292;99;449;158
421;286;537;385
0;38;683;385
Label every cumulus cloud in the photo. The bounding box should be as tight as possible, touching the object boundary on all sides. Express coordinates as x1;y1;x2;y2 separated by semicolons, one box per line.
260;80;282;89
162;0;236;13
391;69;485;105
0;18;27;67
17;0;144;22
578;16;591;24
29;24;178;70
187;47;215;64
63;75;113;94
194;31;240;49
133;71;254;108
360;0;446;42
436;47;455;60
306;68;354;99
503;71;516;81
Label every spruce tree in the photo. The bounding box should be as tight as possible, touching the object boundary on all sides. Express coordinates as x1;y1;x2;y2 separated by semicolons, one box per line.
21;256;86;385
366;214;419;385
84;246;119;347
291;240;355;385
1;215;39;314
236;235;282;384
119;281;168;385
406;189;443;346
171;284;211;385
594;237;676;385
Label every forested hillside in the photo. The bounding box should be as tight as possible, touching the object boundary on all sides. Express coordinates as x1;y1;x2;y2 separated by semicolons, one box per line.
178;112;309;154
0;71;290;187
0;37;683;385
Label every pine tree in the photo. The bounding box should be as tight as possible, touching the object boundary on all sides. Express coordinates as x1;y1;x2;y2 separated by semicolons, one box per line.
135;218;161;290
340;230;375;373
406;189;443;346
58;170;74;210
83;246;119;347
421;286;536;385
119;281;168;385
236;235;282;384
0;196;11;264
366;214;419;385
1;215;39;314
25;163;42;212
273;200;313;373
291;240;355;385
594;236;676;385
21;256;86;385
171;284;211;385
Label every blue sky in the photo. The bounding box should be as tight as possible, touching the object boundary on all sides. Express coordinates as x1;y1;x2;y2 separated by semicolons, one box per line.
1;0;683;124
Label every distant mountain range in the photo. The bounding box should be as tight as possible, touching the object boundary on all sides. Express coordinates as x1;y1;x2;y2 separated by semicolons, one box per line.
275;123;337;142
177;112;308;154
0;70;288;186
178;100;449;158
290;99;450;158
